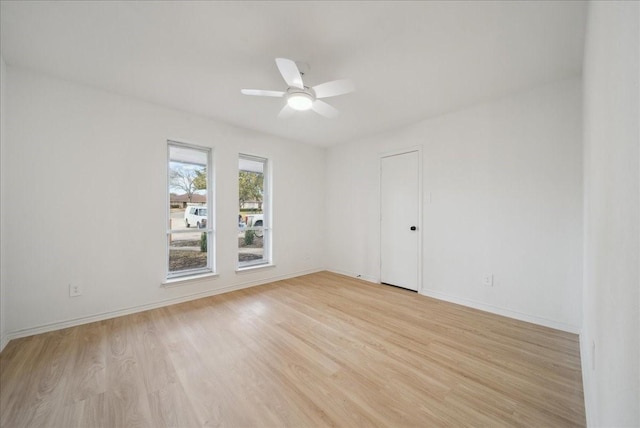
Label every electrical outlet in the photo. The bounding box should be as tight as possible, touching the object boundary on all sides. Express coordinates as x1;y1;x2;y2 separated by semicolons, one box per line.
483;274;494;287
69;284;82;297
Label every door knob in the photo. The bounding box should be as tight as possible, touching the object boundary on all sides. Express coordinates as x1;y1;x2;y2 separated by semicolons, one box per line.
410;226;417;231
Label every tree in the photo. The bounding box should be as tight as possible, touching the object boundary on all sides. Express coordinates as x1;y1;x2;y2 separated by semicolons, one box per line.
193;169;207;191
239;171;263;210
170;165;206;202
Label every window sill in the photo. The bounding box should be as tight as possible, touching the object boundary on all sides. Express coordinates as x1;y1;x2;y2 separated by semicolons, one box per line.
235;263;276;274
162;272;219;287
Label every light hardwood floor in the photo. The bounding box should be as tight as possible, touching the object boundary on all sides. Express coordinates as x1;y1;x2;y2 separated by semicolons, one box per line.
0;271;585;427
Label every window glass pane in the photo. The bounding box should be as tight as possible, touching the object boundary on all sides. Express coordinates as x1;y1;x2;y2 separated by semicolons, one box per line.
238;213;264;265
168;141;212;277
169;146;208;214
168;232;209;273
238;155;267;268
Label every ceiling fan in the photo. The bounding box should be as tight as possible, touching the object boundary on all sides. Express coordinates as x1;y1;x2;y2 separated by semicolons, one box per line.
241;58;355;119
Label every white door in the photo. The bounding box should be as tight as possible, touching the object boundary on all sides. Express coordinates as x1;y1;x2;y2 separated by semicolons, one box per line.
380;151;420;291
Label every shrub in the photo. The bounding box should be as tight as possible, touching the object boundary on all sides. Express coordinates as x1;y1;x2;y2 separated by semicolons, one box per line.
200;232;207;252
244;229;255;246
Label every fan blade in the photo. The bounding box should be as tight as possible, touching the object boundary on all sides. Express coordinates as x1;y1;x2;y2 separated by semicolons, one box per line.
278;104;296;119
241;89;285;97
275;58;304;89
311;100;339;118
312;79;355;99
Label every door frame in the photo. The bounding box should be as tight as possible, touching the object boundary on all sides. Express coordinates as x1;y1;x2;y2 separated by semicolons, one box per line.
379;146;423;293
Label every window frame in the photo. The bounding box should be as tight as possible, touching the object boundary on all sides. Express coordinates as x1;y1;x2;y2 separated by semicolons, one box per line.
166;140;215;280
238;153;271;270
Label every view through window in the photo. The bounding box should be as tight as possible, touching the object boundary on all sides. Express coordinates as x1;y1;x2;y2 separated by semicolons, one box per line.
167;142;213;278
238;155;269;268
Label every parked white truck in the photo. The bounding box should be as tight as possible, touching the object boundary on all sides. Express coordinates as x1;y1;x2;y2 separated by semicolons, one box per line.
244;214;264;237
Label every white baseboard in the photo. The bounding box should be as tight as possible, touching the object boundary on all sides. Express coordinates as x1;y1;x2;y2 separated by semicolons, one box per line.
0;333;8;353
326;268;379;284
420;288;581;334
1;268;323;348
1;269;581;352
325;269;580;334
579;332;595;426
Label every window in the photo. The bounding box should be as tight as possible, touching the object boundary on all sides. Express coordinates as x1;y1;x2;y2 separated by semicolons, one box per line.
167;141;214;278
238;154;270;268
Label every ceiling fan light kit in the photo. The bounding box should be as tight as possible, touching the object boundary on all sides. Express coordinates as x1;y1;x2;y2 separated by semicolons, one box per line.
241;57;354;118
286;90;314;111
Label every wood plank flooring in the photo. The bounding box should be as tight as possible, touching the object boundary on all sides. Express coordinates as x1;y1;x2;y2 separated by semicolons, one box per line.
0;271;585;427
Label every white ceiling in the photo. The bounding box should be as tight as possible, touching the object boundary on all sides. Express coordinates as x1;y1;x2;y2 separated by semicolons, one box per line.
0;1;586;147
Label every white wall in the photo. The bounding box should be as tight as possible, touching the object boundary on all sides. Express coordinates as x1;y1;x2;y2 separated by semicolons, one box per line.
0;55;7;350
582;1;639;426
326;78;583;332
2;67;325;339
